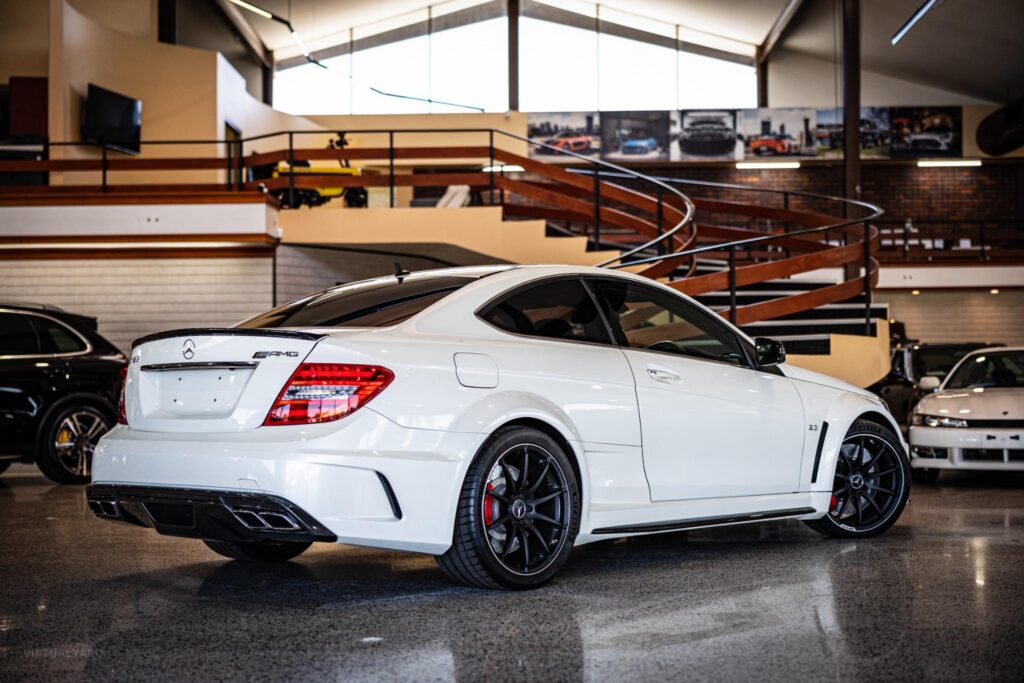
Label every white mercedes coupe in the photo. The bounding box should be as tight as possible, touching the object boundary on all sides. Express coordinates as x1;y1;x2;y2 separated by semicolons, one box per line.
89;265;911;589
910;346;1024;481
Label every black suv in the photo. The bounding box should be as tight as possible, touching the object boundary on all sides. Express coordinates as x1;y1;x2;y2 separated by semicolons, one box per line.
869;342;996;429
0;303;126;483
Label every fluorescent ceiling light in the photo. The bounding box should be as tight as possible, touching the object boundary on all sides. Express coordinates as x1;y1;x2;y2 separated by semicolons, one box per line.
290;30;310;57
227;0;273;20
736;161;800;170
891;0;944;45
916;159;982;168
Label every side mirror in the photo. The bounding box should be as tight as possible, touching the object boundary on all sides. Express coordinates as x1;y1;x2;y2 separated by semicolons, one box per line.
754;337;786;368
918;376;941;391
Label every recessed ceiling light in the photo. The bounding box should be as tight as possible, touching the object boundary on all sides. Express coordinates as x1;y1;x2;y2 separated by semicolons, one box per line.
990;288;999;294
911;289;920;295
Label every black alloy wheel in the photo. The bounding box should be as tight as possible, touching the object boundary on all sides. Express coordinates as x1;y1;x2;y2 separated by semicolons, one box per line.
480;444;572;576
806;419;910;538
438;427;580;589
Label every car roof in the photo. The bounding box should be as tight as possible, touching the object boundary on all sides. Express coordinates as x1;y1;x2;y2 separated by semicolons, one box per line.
0;300;68;313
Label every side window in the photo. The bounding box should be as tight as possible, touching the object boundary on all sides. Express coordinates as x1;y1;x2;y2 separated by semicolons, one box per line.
592;279;748;366
0;313;41;356
480;278;612;345
34;317;88;354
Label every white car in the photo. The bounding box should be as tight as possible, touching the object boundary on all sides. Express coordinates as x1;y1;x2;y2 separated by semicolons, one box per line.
88;265;910;589
909;347;1024;481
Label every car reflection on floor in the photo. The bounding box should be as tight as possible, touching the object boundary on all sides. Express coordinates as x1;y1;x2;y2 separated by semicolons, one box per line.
1;466;1023;681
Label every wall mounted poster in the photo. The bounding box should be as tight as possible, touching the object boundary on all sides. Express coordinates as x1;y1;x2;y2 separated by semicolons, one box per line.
815;107;891;159
889;106;963;158
600;111;671;162
672;110;742;161
527;112;601;159
738;108;817;159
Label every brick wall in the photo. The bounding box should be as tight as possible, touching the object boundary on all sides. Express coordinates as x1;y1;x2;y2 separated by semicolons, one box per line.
649;163;1024;225
0;257;273;353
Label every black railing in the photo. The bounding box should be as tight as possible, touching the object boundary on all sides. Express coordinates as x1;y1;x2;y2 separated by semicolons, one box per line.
1;128;889;335
572;169;884;334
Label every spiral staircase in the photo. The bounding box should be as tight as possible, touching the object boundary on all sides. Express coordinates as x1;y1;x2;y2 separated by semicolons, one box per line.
0;128;889;385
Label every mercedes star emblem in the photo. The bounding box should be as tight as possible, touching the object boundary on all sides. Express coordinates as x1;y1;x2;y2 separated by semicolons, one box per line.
182;338;196;360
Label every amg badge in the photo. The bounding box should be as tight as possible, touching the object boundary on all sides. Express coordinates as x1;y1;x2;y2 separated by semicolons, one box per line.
252;350;300;359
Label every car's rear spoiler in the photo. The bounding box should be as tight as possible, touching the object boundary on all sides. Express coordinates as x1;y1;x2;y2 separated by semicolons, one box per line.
132;328;326;349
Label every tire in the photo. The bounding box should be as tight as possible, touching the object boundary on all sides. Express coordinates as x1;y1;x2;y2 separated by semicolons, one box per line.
912;468;941;484
344;187;368;208
203;539;311;562
36;404;112;485
805;419;910;538
436;426;581;590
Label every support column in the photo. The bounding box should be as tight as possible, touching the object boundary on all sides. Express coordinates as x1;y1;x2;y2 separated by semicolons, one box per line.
842;0;861;202
842;0;861;281
756;57;768;108
508;0;520;111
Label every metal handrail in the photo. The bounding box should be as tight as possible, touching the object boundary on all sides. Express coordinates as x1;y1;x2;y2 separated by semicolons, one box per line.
4;128;885;334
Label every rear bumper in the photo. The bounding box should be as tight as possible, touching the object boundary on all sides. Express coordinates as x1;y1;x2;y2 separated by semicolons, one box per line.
91;409;485;555
86;484;337;544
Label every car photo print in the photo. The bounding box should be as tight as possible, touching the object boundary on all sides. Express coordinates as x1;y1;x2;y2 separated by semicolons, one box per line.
88;265;911;589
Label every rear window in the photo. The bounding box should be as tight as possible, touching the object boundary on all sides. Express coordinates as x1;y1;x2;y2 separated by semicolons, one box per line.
238;275;475;329
35;317;88;354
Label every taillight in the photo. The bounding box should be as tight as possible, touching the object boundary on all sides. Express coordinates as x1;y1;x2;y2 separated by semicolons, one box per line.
117;365;128;425
263;363;394;426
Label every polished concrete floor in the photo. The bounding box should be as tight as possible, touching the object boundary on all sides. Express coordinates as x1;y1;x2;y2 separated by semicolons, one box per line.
2;465;1024;682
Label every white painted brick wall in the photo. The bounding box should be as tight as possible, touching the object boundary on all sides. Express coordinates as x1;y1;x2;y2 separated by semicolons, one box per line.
876;290;1024;346
275;246;443;304
0;258;273;352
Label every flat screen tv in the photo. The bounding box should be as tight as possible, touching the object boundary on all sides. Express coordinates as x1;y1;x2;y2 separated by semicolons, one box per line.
82;84;142;155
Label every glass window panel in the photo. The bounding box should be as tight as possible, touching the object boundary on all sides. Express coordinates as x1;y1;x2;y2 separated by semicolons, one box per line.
592;279;747;366
352;35;430;114
678;51;757;110
0;313;40;356
273;54;352;115
597;32;676;111
480;278;611;345
519;17;598;112
429;17;508;113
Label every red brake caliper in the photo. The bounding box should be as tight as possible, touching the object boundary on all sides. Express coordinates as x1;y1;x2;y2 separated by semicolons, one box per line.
830;494;839;515
483;483;496;526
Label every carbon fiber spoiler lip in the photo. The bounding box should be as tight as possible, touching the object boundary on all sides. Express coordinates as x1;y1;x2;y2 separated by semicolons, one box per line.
131;327;325;349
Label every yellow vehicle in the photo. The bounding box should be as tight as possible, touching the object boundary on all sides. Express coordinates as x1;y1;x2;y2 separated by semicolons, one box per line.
270;162;369;209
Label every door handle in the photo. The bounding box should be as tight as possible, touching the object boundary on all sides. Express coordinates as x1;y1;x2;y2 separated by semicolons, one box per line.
647;368;681;384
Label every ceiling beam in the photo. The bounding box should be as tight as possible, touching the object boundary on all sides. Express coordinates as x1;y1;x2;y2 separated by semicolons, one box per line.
211;0;274;69
757;0;807;64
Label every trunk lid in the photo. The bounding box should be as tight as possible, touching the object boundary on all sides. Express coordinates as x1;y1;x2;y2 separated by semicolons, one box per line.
126;329;325;432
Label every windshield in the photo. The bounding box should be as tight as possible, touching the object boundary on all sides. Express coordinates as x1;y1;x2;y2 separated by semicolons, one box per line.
912;346;983;380
944;351;1024;389
237;275;475;329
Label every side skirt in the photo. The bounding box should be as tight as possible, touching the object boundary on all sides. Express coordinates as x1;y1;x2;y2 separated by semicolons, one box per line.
590;507;817;536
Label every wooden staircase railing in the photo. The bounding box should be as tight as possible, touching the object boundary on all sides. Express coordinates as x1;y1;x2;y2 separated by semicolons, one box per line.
0;128;883;334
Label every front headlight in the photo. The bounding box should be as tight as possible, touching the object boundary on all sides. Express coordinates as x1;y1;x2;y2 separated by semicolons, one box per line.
912;414;968;428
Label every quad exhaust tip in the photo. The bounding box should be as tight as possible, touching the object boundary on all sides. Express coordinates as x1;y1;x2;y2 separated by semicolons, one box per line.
228;506;302;532
89;499;120;518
